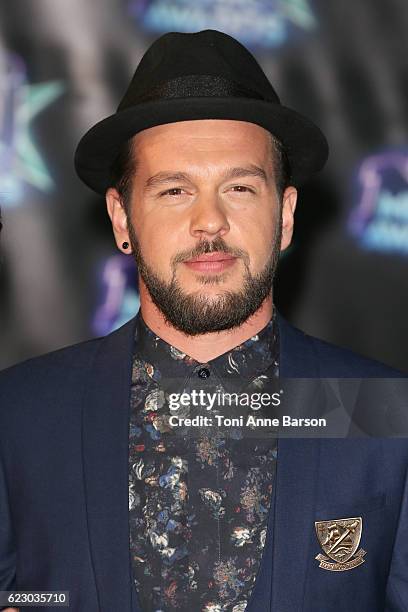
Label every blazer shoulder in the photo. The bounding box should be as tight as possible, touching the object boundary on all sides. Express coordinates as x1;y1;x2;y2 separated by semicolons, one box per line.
0;318;136;434
305;334;407;378
0;335;103;392
306;330;404;377
0;315;136;397
277;312;405;377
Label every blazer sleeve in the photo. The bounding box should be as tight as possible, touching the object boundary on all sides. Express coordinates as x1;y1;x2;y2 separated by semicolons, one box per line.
0;442;16;602
385;464;408;611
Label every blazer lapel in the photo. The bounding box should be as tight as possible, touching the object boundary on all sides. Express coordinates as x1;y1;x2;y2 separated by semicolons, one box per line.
271;313;321;612
81;317;140;611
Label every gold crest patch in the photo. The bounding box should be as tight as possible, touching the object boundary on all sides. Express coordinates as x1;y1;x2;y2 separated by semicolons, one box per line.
315;517;366;571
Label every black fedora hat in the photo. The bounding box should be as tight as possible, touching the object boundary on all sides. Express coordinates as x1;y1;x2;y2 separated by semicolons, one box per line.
74;29;328;194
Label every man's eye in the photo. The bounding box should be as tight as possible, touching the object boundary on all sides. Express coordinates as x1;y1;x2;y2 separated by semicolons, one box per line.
160;188;185;196
231;185;255;193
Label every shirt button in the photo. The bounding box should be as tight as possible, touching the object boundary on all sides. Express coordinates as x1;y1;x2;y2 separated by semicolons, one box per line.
197;367;211;379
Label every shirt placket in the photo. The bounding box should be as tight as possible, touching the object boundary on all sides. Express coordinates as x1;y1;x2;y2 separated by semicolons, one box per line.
184;362;226;590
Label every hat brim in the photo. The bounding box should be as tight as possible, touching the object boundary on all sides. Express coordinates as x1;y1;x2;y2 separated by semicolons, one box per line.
74;97;329;194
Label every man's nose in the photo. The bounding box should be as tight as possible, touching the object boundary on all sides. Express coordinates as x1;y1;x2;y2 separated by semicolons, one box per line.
189;194;230;239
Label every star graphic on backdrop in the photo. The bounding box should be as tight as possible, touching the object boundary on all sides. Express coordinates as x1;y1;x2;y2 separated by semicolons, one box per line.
13;81;64;190
280;0;316;29
0;72;64;204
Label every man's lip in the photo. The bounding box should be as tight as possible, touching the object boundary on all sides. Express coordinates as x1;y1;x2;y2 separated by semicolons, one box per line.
185;253;236;263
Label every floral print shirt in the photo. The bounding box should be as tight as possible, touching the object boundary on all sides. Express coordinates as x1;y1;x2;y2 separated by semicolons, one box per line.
129;309;279;612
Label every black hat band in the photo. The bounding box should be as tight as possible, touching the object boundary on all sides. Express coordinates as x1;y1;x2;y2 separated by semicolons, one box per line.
117;74;271;110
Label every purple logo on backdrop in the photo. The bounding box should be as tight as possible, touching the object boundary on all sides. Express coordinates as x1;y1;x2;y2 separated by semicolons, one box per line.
0;52;64;206
93;255;140;336
129;0;316;48
349;150;408;256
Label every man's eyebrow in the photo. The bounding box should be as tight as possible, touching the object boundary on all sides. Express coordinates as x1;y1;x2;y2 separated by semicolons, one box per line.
144;172;191;191
144;165;268;191
223;165;268;183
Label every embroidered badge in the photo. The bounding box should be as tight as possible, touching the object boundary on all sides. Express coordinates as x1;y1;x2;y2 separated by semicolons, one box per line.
314;517;366;571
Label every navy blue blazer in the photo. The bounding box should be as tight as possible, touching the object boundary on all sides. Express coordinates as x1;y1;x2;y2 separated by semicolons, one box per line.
0;313;407;611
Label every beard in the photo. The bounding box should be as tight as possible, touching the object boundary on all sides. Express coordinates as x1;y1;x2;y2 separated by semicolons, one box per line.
127;215;282;336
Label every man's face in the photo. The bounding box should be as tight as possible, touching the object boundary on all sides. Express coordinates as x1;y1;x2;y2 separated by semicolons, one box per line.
107;119;297;335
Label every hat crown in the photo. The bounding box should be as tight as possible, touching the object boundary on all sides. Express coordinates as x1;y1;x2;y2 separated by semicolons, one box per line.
74;28;329;194
118;29;280;111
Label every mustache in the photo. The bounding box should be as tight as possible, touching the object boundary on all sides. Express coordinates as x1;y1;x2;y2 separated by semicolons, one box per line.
172;237;247;264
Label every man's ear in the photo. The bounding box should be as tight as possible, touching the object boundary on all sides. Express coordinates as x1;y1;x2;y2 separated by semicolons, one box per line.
280;186;297;252
106;188;131;253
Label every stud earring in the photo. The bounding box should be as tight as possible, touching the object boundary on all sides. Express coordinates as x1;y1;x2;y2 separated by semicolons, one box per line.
122;241;129;250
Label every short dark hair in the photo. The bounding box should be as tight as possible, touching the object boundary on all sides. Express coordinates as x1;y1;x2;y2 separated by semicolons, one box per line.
109;130;291;215
269;133;292;200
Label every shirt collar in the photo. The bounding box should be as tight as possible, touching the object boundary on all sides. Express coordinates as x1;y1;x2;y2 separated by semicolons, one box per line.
133;308;279;390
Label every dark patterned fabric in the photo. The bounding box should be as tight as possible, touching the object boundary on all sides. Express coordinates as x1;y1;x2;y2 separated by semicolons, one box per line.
129;309;279;612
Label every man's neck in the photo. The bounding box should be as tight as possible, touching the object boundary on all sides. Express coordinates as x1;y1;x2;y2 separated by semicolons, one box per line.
138;291;274;364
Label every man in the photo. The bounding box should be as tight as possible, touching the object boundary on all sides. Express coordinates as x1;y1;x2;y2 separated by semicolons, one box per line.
0;29;407;612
